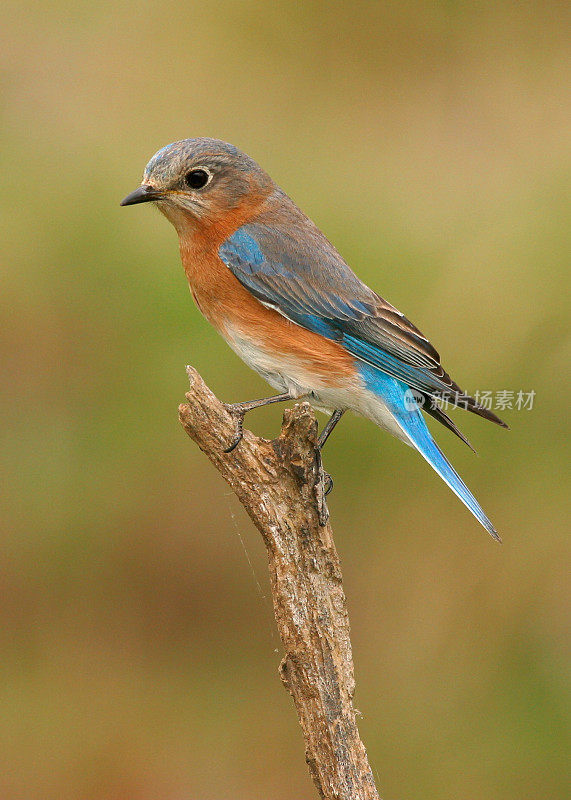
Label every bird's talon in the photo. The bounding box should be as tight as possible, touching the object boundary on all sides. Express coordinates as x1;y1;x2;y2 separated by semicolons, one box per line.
314;448;333;494
314;448;332;524
223;435;242;454
223;404;245;453
324;472;334;496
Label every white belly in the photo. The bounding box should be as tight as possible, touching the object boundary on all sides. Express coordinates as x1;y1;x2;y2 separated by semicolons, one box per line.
224;329;411;444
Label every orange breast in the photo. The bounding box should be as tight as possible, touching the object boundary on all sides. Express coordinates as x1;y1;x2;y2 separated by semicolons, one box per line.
180;244;356;387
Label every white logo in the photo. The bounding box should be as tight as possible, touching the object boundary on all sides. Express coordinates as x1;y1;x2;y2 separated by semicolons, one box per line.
403;388;424;411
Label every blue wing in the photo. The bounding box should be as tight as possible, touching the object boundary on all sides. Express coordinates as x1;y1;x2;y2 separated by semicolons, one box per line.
219;221;506;428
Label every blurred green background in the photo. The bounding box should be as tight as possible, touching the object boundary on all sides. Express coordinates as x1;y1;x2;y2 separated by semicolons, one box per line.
1;2;569;798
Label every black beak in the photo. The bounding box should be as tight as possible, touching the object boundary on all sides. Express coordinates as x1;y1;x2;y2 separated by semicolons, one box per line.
120;185;162;206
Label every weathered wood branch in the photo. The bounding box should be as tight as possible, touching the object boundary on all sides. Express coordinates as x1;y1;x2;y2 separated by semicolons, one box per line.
179;366;380;800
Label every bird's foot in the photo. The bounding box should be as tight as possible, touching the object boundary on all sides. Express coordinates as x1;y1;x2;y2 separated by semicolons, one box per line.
315;446;334;495
221;392;294;453
314;448;333;526
222;404;247;453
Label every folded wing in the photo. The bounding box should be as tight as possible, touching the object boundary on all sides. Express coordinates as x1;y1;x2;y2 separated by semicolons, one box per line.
219;223;506;429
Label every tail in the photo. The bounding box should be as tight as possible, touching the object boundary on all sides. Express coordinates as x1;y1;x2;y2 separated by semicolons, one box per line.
358;364;500;540
393;400;501;541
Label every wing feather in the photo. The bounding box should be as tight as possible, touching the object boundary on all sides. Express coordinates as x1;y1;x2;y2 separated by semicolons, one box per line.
219;222;507;428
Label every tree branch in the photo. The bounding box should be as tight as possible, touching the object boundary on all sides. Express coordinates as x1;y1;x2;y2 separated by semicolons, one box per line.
178;366;380;800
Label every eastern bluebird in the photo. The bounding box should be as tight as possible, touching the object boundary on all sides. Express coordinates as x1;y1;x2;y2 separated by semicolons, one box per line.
121;138;507;539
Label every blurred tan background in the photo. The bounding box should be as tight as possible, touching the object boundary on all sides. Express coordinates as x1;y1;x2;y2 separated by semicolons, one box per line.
1;2;569;798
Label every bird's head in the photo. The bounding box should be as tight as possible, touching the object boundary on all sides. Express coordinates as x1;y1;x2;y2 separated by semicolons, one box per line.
121;138;273;235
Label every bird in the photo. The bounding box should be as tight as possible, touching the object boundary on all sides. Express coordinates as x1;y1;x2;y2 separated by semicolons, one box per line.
121;138;507;540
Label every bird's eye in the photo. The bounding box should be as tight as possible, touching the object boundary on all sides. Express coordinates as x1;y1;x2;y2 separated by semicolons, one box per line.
184;168;211;190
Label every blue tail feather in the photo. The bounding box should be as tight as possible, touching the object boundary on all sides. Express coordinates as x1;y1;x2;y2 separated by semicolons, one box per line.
359;365;500;541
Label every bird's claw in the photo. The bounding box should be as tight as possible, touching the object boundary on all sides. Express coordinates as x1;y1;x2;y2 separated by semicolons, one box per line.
314;448;333;526
315;447;334;495
222;404;246;453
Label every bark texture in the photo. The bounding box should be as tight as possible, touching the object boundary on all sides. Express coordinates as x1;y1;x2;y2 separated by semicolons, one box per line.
179;366;380;800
